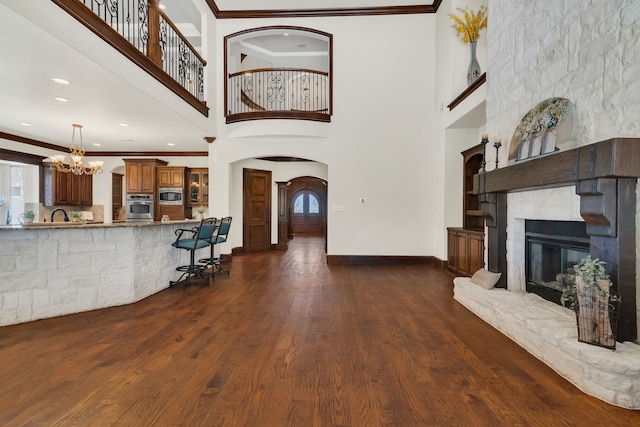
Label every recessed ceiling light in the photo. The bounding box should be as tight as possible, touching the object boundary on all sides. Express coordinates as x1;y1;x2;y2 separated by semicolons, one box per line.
119;123;129;127
54;96;68;102
168;143;175;146
93;143;101;146
51;77;70;85
20;122;32;126
284;33;289;36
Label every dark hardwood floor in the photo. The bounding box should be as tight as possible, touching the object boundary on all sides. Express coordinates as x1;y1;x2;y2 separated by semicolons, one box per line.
1;235;639;426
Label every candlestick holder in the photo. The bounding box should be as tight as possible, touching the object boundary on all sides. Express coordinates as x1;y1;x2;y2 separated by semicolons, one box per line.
494;139;502;169
479;135;489;172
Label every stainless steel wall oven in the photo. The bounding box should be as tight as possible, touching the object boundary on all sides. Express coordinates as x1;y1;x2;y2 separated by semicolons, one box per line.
126;194;154;222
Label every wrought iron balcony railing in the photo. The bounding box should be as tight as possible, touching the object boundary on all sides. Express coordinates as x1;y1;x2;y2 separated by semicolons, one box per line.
226;68;331;123
52;0;207;116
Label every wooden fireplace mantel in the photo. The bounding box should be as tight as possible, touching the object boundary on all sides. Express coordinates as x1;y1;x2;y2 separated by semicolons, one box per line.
473;138;640;342
474;138;640;194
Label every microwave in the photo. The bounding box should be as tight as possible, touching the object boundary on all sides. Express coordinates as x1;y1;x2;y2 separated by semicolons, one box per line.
159;187;183;205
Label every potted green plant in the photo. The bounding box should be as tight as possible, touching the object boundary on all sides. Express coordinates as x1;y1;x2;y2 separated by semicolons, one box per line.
561;256;620;349
22;210;35;224
69;211;82;223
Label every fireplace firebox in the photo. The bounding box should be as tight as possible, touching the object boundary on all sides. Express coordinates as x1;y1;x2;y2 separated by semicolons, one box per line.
525;220;590;305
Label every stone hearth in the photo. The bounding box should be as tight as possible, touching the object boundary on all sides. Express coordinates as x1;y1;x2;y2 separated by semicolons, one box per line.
453;277;640;409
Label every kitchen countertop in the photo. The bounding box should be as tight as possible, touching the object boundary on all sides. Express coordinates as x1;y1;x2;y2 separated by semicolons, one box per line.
0;219;199;230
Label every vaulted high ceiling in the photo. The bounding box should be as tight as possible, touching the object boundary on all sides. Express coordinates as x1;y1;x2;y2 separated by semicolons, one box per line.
0;0;440;155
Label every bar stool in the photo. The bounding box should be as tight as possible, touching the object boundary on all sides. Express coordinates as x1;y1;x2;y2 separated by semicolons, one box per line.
200;216;232;276
170;217;217;287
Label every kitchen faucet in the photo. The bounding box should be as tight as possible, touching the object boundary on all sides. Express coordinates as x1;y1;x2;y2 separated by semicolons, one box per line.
50;208;70;222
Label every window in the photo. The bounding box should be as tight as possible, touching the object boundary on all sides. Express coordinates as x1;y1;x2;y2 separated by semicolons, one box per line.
293;191;320;214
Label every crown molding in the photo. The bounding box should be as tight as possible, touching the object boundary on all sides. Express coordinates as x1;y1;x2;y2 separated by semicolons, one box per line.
0;132;207;157
205;1;441;19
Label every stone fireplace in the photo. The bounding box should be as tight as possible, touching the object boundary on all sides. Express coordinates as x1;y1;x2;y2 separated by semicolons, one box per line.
524;219;590;305
477;138;639;342
452;138;640;409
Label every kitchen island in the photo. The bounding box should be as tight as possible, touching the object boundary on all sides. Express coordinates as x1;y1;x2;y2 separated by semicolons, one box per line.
0;220;200;326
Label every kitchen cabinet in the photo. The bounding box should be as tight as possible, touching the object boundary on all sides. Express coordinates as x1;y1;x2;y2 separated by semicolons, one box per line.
188;168;208;207
112;173;123;206
112;173;123;219
157;166;186;188
447;227;484;276
124;159;167;194
158;204;188;221
43;168;92;207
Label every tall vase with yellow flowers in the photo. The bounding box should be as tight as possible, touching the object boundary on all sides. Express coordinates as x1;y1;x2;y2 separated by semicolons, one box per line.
447;5;488;86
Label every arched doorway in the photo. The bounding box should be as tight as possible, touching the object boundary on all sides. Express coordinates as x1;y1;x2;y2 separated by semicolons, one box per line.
288;176;326;237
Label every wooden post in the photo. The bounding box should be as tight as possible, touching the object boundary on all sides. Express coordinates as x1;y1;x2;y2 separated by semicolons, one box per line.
147;0;162;67
276;182;289;250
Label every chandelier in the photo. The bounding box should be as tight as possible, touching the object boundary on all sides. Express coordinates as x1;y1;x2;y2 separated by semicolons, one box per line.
49;124;104;175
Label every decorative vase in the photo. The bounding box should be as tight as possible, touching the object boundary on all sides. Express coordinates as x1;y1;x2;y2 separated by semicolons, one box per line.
467;41;481;86
541;129;557;154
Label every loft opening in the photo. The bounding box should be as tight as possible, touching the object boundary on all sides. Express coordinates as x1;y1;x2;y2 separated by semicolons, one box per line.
224;26;333;124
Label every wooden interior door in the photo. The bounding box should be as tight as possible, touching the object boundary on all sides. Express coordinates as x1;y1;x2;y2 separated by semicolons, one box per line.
243;168;272;252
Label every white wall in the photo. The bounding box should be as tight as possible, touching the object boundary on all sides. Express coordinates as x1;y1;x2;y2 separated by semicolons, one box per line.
213;14;438;257
436;1;488;258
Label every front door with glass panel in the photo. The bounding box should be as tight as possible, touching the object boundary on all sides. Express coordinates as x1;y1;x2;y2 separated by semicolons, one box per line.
291;190;322;234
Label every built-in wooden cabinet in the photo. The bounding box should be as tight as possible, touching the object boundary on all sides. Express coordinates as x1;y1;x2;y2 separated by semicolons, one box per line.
112;173;123;219
157;166;188;220
158;204;188;221
447;228;484;276
447;143;486;276
42;168;92;207
157;166;186;188
188;168;208;206
124;159;167;194
463;144;484;231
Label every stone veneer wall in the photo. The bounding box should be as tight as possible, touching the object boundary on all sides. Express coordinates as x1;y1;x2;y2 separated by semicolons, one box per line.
0;223;195;326
486;0;640;339
486;1;640;156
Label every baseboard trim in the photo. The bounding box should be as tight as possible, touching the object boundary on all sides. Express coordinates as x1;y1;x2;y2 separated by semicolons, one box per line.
327;255;445;267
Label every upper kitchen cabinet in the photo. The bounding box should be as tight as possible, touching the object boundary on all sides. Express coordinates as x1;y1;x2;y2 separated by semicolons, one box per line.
124;159;168;194
42;168;92;207
157;166;187;188
188;168;208;206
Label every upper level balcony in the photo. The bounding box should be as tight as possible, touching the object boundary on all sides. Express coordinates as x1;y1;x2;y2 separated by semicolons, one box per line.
52;0;208;116
225;27;333;124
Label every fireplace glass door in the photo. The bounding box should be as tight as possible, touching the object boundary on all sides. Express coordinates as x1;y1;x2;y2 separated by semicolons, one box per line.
525;220;589;305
